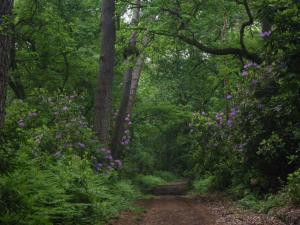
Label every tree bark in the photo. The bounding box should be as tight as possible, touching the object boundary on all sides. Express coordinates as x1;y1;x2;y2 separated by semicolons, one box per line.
0;0;14;130
127;35;150;116
112;0;141;158
94;0;116;147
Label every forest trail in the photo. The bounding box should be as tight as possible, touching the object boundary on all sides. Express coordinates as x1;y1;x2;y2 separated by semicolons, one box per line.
109;181;286;225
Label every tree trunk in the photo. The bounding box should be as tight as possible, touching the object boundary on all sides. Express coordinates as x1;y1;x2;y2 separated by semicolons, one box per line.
94;0;116;147
0;0;14;130
127;35;151;116
112;0;141;158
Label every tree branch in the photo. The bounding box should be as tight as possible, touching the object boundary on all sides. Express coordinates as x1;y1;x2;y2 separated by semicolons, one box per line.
239;0;254;59
142;28;262;63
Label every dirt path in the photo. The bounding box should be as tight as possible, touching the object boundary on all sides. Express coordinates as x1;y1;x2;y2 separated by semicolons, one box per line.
109;181;288;225
137;196;216;225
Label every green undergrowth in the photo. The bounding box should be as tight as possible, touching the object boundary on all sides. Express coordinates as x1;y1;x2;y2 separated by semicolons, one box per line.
134;171;180;192
0;152;141;225
191;173;299;214
237;193;287;213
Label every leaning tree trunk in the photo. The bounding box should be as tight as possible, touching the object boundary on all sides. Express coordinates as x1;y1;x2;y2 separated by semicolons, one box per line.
112;0;141;158
0;0;13;130
127;35;151;116
94;0;116;147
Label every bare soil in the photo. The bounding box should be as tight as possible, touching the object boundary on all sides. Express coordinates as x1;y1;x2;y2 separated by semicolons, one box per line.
109;181;289;225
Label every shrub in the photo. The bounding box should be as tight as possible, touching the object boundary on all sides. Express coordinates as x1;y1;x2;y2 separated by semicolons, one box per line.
0;152;138;225
0;90;139;225
135;175;166;191
153;171;179;182
287;168;300;204
193;175;216;194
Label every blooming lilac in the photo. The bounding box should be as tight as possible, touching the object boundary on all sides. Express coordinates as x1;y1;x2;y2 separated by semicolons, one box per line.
215;113;224;126
260;31;271;38
227;119;233;127
95;163;103;171
99;148;111;155
107;165;113;171
106;155;113;161
251;79;258;88
229;111;236;118
244;62;260;70
241;70;248;77
114;160;122;168
244;62;253;69
253;63;260;69
226;94;232;100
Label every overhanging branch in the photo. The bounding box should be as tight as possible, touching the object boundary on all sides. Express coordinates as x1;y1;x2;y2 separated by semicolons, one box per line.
142;28;262;63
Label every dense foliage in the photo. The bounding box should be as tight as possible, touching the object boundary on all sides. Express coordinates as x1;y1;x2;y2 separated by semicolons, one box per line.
0;0;299;224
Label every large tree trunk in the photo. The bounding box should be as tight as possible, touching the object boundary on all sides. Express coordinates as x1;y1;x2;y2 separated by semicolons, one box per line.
112;0;141;158
127;35;151;116
94;0;116;147
0;0;14;130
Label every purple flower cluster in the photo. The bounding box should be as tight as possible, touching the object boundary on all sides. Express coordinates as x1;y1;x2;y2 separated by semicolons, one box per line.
121;114;132;146
226;94;232;100
241;61;260;78
241;70;248;77
260;31;271;38
92;148;123;171
243;62;260;70
215;107;238;128
227;107;238;127
251;79;258;88
215;112;224;126
17;112;39;128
